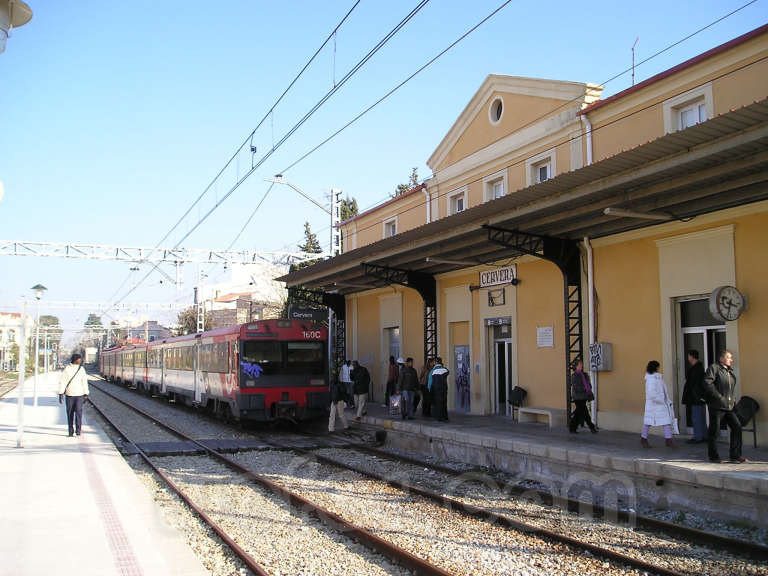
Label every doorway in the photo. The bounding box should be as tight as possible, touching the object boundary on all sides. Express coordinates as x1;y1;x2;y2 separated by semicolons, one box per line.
494;339;513;416
677;297;725;427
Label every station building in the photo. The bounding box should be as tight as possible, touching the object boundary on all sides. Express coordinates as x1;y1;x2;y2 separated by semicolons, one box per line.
283;25;768;444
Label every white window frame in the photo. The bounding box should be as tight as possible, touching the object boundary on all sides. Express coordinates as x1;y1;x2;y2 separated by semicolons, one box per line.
483;169;508;202
663;83;713;134
382;216;398;238
448;186;468;215
488;95;504;126
525;148;557;186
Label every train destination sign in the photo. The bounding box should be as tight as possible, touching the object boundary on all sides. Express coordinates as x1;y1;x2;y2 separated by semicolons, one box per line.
479;265;517;288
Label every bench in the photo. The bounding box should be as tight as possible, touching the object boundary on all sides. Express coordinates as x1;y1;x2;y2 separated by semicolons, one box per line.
516;407;568;429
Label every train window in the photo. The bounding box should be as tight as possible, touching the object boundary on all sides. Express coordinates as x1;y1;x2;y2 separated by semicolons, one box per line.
241;341;281;375
286;342;325;375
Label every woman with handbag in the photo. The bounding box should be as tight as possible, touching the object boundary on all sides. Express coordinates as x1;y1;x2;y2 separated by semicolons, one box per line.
569;360;597;433
641;360;677;448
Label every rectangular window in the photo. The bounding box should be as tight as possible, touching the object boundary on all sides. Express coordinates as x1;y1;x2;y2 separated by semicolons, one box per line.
491;180;504;199
678;101;707;130
536;162;550;183
286;341;325;375
483;171;507;202
242;341;282;376
383;218;397;238
449;191;465;215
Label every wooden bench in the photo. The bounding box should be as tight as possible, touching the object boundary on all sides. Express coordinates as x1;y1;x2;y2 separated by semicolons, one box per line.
516;407;568;428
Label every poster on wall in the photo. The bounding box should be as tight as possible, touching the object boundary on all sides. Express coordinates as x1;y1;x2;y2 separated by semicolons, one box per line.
454;345;471;412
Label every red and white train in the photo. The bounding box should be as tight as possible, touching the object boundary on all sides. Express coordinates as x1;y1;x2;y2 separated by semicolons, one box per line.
100;319;329;422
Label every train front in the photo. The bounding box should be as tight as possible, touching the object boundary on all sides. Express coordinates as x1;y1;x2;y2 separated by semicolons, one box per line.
236;319;329;422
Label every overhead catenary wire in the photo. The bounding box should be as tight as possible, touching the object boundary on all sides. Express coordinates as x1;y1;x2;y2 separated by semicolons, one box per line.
272;0;757;251
105;0;431;313
270;0;756;254
331;53;768;249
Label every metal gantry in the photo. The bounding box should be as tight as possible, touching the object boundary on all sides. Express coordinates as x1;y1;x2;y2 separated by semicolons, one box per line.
485;225;583;420
0;240;324;265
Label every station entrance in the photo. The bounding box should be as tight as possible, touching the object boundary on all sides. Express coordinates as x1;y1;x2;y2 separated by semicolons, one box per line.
488;320;514;416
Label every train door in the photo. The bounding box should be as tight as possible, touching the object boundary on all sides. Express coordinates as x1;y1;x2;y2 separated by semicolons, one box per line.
194;341;203;404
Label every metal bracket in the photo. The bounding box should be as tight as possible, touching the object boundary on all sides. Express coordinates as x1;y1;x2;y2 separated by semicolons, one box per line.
484;225;583;418
362;262;438;362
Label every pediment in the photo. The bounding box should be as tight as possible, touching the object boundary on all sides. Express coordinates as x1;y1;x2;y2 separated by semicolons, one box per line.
427;75;602;172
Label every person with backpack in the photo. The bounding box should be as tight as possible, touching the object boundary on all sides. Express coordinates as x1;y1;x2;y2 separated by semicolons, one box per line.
328;373;349;433
58;353;89;437
701;349;746;463
351;360;370;421
429;357;450;422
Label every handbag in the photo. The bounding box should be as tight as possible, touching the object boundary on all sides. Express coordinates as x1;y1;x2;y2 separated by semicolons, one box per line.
388;393;402;417
668;402;680;435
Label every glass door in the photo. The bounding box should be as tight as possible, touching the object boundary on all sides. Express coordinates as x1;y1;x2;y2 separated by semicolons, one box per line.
494;339;512;415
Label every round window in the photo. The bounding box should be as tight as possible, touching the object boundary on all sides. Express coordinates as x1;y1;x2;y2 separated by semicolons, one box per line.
489;97;503;124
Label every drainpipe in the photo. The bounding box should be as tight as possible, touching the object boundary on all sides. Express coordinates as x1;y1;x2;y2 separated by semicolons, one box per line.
584;236;597;426
580;114;593;166
422;185;431;224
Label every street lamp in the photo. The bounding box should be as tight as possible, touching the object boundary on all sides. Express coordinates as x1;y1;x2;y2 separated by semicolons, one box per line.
30;283;46;407
0;0;33;54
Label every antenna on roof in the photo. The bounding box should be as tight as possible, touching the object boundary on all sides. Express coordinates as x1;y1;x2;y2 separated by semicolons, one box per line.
631;37;639;86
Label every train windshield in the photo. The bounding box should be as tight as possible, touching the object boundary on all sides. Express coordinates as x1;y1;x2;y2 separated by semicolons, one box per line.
241;340;325;377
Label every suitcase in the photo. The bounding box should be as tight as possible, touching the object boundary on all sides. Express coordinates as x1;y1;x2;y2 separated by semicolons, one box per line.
389;394;402;417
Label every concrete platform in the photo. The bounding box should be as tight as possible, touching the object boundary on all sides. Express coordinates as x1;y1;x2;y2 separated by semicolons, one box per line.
358;403;768;525
0;372;210;576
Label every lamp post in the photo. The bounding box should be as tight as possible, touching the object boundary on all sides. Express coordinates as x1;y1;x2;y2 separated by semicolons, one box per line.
30;283;46;407
0;0;33;54
16;299;27;448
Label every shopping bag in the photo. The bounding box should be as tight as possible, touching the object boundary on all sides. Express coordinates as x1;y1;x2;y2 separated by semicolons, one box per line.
389;394;402;417
668;403;680;435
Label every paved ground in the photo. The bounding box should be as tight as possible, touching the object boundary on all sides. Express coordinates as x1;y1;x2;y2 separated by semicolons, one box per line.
0;372;209;576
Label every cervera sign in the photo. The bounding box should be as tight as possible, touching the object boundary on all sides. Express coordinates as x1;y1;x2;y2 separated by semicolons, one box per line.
479;265;517;288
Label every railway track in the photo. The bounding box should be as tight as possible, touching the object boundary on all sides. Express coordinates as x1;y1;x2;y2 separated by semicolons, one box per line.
316;434;768;562
87;380;740;576
88;384;453;576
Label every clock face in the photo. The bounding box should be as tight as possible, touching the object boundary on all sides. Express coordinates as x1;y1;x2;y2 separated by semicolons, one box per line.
714;286;744;321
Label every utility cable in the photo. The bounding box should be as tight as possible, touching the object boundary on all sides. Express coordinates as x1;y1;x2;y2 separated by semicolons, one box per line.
105;0;429;311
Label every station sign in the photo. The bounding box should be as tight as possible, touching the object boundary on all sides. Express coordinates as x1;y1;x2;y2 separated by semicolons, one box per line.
289;308;327;322
479;265;517;288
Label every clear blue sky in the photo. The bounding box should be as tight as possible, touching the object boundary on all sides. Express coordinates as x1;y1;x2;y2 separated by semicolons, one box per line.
0;0;765;338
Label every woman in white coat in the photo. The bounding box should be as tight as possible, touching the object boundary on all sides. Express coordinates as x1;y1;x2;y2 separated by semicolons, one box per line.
641;360;676;448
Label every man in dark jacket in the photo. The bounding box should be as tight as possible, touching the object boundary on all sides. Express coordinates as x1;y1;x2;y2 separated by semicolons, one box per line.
351;360;370;421
429;357;450;422
328;373;349;433
397;357;419;419
701;349;745;463
682;350;706;443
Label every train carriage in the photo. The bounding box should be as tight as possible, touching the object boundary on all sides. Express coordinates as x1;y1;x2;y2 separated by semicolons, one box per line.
100;319;329;421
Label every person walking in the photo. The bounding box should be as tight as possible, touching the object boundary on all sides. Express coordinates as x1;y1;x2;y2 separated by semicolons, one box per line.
569;360;597;434
385;356;398;408
429;357;450;422
640;360;676;448
397;357;419;420
340;359;354;410
681;350;707;444
58;353;89;437
701;349;745;463
328;373;349;433
419;358;434;417
351;360;370;421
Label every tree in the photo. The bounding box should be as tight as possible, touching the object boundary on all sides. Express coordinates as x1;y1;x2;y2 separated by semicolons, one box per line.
393;167;419;197
340;195;358;221
298;221;322;254
39;315;62;350
176;307;212;336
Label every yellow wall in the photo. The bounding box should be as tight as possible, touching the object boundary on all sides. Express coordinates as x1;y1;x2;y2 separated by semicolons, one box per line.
592;239;663;416
588;36;768;162
732;211;768;422
341;191;427;250
515;260;566;409
355;292;381;398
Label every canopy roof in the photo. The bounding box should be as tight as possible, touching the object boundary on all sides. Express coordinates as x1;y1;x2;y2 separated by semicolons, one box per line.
281;99;768;294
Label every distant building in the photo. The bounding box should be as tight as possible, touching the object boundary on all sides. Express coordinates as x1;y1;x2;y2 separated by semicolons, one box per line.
0;311;34;371
125;320;172;343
